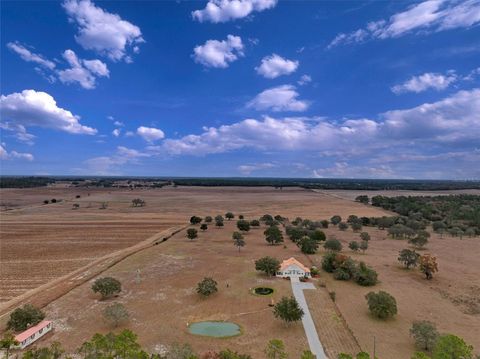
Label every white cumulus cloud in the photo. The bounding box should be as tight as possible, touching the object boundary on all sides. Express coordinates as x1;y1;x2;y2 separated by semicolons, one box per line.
137;126;165;142
0;90;97;144
193;35;244;68
6;42;56;70
0;144;34;161
255;54;299;79
328;0;480;48
192;0;277;23
391;71;457;94
63;0;144;62
247;85;309;112
57;50;109;89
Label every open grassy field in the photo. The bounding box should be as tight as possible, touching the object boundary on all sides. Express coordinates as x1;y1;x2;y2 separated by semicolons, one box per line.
1;186;479;358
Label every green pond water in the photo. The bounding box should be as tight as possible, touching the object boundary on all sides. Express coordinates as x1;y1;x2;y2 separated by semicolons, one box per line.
188;321;241;338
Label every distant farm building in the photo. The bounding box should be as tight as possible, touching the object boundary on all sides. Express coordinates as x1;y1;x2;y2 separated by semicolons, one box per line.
277;257;311;278
15;320;53;349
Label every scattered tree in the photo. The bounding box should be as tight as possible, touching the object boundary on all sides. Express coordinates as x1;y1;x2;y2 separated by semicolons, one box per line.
410;320;439;352
331;215;342;226
409;233;429;249
360;240;368;254
204;216;213;223
200;223;208;231
103;303;129;328
72;203;80;210
338;222;349;231
43;199;49;204
349;241;360;252
0;332;19;359
320;220;329;228
419;254;438;280
398;249;420;269
132;198;146;207
232;232;246;252
196;277;218;297
324;238;342;252
190;216;202;225
78;329;148;358
91;277;122;299
360;232;371;242
351;222;363;232
309;229;326;242
353;262;378;286
264;339;287;359
264;226;284;245
299;236;318;254
365;291;397;319
255;256;280;276
250;219;260;227
237;219;250;232
225;212;235;220
239;215;244;220
355;195;369;204
7;304;45;331
273;296;304;324
187;228;198;241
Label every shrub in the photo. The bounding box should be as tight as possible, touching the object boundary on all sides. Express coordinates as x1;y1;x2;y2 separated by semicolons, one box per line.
338;222;349;231
324;238;342;252
353;262;378;286
301;350;315;359
92;277;121;299
410;320;439;351
204;216;213;223
320;220;329;228
329;291;336;302
321;252;338;272
43;199;49;204
197;277;218;297
432;334;474;359
7;304;45;331
365;291;397;319
419;254;438;280
103;303;129;328
333;268;351;281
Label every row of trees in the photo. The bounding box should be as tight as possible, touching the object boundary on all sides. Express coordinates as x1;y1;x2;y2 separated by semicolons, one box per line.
0;329;321;359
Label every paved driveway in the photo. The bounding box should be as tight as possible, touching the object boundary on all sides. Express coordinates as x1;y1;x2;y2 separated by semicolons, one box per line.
290;277;328;359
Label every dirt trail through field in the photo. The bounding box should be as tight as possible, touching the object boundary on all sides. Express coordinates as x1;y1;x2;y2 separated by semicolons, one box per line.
0;225;187;327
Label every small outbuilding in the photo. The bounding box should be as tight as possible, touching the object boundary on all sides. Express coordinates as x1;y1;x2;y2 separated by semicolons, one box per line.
277;257;311;278
15;320;53;349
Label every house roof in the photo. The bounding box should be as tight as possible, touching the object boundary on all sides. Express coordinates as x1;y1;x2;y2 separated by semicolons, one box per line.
280;257;310;272
15;320;51;342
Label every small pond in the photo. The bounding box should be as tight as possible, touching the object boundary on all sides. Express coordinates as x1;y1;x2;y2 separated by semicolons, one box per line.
188;321;241;338
253;287;274;296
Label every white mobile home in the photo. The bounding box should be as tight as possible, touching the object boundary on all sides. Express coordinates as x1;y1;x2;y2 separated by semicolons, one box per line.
15;320;53;349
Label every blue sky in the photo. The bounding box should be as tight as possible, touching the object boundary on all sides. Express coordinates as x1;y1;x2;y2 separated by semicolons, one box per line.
1;0;479;179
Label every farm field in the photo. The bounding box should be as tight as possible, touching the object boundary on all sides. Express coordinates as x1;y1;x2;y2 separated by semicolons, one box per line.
0;186;388;303
1;186;479;358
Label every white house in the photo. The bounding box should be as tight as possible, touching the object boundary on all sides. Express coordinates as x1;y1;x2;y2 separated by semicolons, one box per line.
277;257;311;278
15;320;53;349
